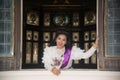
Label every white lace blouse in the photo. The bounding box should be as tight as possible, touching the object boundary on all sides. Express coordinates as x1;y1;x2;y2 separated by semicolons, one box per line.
42;46;96;70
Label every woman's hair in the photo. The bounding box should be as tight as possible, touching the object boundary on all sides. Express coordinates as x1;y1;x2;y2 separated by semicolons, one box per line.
50;29;72;50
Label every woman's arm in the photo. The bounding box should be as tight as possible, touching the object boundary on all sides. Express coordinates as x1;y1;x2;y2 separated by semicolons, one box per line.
81;46;96;59
92;37;99;49
81;37;99;59
71;37;99;60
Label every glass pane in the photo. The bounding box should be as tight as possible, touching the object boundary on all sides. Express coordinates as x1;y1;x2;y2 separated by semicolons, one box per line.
84;59;89;64
53;15;70;26
84;43;90;64
26;30;32;40
73;13;79;26
0;0;4;8
26;11;39;26
84;43;89;51
74;60;79;64
84;31;89;41
0;33;5;43
0;44;12;56
91;53;97;64
33;31;39;41
4;0;12;8
5;45;11;54
43;32;50;41
5;22;12;31
107;45;120;56
44;13;50;26
91;42;97;64
4;9;12;20
33;43;38;64
72;32;79;41
84;12;96;25
26;42;32;64
52;32;56;39
0;9;4;20
0;0;14;57
5;33;12;43
0;21;4;31
105;0;120;57
0;45;5;54
43;43;49;48
91;31;96;40
73;43;79;47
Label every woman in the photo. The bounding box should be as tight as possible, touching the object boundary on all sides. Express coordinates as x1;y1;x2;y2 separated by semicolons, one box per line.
42;29;98;76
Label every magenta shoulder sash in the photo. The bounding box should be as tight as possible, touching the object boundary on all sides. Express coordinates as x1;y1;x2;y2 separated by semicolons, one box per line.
61;49;72;69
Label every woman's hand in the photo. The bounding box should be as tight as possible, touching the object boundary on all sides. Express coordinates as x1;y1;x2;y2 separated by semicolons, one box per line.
93;37;99;49
51;68;61;76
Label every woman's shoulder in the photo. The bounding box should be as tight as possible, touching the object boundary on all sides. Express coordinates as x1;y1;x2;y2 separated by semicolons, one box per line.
71;46;78;49
71;46;84;51
44;46;56;50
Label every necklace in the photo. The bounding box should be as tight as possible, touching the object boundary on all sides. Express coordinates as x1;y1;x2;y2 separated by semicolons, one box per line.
56;46;65;56
52;46;65;68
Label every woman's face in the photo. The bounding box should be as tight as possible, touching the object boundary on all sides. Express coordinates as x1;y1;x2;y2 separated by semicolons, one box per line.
56;34;67;49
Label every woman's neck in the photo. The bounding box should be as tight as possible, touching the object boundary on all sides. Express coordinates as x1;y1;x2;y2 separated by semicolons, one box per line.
56;46;65;50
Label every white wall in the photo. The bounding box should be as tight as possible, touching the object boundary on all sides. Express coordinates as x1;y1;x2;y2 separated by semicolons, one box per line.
0;70;120;80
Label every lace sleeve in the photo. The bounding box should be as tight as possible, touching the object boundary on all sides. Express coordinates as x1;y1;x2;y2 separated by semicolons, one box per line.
42;47;53;70
71;46;96;60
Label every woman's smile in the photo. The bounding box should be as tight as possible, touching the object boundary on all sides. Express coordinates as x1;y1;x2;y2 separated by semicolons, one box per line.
56;34;67;49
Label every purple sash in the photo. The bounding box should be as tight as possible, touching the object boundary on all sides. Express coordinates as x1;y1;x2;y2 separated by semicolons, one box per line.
61;49;71;68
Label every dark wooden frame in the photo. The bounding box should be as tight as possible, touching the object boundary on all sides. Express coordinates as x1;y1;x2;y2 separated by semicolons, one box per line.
22;4;97;69
97;0;120;71
0;0;21;70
